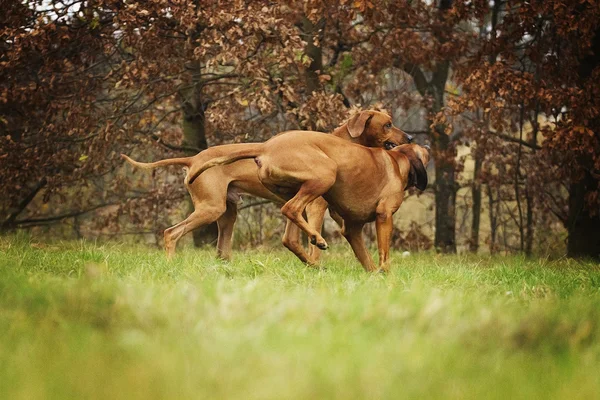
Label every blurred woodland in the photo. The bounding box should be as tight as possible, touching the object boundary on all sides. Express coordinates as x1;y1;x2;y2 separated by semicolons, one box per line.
1;0;599;258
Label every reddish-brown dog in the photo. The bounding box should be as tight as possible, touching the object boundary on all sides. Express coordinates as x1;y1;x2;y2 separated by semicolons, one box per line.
189;133;429;272
122;110;412;263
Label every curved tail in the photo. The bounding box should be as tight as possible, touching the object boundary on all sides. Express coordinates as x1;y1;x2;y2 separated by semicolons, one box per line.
187;143;263;184
121;154;192;170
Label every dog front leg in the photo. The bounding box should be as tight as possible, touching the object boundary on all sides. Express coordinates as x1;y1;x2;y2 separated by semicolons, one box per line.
282;219;317;266
343;223;377;272
375;211;394;273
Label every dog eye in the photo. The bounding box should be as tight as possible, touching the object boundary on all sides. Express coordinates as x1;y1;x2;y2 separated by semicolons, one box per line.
385;123;392;128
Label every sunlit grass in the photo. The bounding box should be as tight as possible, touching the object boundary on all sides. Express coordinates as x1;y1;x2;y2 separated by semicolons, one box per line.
1;235;599;399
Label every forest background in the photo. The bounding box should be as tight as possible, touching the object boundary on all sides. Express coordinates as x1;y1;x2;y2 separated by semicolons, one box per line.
2;0;599;259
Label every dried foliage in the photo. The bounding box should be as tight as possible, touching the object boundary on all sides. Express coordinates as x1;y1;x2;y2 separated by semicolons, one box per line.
445;0;600;256
1;0;599;258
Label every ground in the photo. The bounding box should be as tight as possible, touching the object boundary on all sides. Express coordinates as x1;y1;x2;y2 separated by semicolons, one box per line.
1;235;600;399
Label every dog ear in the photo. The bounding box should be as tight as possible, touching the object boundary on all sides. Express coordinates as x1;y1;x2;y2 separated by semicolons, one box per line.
405;152;428;191
347;111;373;138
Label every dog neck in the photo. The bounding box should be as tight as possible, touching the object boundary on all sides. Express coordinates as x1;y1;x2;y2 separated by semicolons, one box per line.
330;123;355;142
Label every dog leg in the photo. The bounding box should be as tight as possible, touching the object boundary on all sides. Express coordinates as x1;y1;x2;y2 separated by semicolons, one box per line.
164;207;225;258
280;178;334;251
305;197;329;263
342;223;377;272
375;211;394;273
328;209;345;236
216;201;237;261
282;219;317;266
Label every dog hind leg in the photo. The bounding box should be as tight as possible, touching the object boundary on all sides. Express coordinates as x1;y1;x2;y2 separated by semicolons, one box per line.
305;197;329;263
164;206;225;258
216;201;238;261
280;177;334;250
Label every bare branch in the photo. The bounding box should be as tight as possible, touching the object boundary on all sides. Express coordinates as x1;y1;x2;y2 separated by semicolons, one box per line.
13;200;138;228
488;130;542;150
2;178;48;230
239;200;272;211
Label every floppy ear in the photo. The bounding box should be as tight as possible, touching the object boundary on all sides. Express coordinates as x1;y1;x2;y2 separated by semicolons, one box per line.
346;111;373;138
405;152;428;191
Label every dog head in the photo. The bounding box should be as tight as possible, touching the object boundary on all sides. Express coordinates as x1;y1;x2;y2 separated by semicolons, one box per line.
392;143;430;191
346;110;412;149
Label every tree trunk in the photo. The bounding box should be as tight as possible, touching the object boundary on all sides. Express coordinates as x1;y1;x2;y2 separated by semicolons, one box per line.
299;16;325;95
393;0;456;253
469;0;501;254
430;65;456;253
567;172;600;260
433;135;457;253
487;185;498;254
515;105;525;253
430;0;456;253
567;28;600;260
181;61;218;247
470;148;483;252
525;187;534;256
405;63;456;253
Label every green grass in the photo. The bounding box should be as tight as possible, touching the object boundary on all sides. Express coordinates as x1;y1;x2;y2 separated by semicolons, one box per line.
1;235;600;400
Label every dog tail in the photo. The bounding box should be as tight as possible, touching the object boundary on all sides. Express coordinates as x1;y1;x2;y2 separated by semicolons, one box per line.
121;154;192;170
187;143;263;185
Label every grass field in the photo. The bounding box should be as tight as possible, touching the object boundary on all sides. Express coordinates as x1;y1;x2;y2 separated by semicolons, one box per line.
1;235;600;399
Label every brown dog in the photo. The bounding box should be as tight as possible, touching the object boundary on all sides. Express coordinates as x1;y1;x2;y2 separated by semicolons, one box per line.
122;110;412;263
189;132;429;272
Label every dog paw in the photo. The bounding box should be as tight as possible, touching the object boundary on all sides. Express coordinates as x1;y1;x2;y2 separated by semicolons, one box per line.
306;262;325;270
309;236;328;250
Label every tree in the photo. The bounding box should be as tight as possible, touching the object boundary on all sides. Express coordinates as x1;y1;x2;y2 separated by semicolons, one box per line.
566;26;600;259
449;0;600;259
1;0;308;236
4;0;598;260
354;0;477;253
